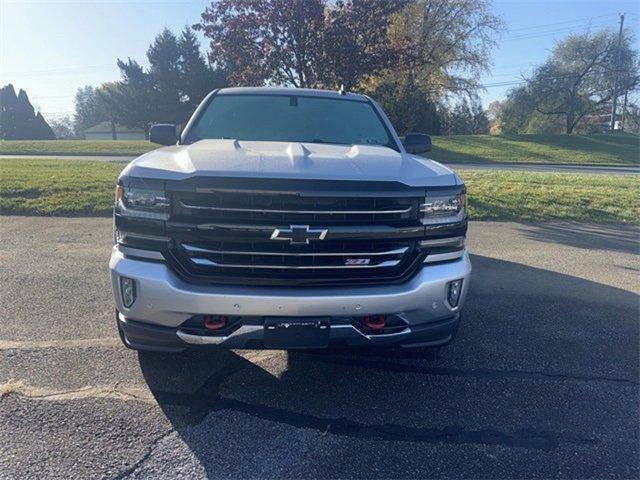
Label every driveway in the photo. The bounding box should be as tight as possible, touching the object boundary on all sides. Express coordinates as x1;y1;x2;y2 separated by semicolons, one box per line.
0;217;637;479
1;154;638;175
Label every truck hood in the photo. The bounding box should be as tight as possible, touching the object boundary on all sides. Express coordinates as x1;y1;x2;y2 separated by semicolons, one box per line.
121;139;459;188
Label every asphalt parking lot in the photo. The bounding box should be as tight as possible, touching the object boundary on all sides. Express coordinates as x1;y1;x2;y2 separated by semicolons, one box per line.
0;217;638;479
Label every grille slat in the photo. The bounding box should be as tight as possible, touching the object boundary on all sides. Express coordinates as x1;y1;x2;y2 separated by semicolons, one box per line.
182;243;409;257
173;191;420;226
179;201;412;216
190;257;401;270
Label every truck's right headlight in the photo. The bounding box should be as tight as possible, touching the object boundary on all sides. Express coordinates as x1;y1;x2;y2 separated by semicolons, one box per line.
420;192;466;225
116;185;170;220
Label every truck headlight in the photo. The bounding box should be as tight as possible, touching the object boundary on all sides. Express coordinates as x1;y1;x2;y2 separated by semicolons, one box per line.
116;185;169;219
420;192;466;225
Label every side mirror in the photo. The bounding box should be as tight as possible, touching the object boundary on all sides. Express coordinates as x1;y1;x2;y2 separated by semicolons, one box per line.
403;133;431;154
149;124;178;146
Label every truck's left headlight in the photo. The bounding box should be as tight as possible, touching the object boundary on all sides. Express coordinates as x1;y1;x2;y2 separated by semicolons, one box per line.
420;192;466;225
116;185;169;219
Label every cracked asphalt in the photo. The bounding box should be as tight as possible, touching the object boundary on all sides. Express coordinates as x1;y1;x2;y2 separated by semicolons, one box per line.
0;216;638;479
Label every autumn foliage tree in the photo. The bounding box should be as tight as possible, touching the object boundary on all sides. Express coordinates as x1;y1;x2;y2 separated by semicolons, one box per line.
194;0;409;89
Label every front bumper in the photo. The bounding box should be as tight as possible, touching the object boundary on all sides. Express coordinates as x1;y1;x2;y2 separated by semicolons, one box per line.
110;245;471;351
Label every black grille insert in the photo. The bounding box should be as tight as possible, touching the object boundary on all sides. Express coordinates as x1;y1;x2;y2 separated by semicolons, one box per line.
173;191;420;226
167;239;423;286
165;187;426;286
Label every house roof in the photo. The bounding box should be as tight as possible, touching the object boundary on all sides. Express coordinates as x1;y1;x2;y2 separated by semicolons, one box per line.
84;121;144;134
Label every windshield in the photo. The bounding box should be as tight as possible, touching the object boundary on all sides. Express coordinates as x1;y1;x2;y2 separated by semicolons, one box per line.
185;94;397;150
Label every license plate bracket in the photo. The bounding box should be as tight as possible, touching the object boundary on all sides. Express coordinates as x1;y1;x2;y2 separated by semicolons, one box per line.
264;317;330;349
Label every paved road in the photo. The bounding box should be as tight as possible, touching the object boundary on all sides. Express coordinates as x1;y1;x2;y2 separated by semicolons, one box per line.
0;217;638;479
1;153;638;175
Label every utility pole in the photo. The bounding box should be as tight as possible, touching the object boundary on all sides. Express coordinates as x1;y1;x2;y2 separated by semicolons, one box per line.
621;90;628;132
610;13;625;132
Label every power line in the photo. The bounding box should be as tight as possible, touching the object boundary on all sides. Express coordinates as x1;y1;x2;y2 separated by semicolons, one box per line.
32;94;76;100
3;64;116;78
508;14;617;33
503;20;617;41
479;80;526;88
484;71;531;78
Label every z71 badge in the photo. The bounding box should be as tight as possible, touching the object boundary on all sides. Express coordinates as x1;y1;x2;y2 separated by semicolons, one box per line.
345;258;371;265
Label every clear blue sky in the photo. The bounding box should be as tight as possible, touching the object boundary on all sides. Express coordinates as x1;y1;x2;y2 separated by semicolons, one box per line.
1;0;638;123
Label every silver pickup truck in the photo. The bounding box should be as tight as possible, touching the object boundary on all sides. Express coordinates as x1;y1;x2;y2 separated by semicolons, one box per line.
110;87;471;352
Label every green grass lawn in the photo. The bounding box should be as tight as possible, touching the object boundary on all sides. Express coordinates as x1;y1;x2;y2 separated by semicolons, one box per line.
0;139;153;156
0;159;125;216
1;133;638;166
1;158;638;223
462;170;639;223
431;133;640;166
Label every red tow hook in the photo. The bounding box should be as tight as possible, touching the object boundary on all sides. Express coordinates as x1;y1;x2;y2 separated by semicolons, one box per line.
203;315;227;331
363;315;387;331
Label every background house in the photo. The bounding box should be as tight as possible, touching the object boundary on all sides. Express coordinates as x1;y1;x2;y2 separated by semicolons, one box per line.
83;121;145;140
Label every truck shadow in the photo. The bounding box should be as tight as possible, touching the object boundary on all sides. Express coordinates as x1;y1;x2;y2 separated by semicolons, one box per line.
137;254;639;477
515;221;639;255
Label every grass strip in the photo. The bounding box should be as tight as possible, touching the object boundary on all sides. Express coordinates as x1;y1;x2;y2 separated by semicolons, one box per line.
2;133;638;166
0;159;638;223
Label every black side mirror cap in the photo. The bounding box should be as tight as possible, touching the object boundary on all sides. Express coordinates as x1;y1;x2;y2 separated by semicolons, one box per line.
403;133;432;154
149;124;178;146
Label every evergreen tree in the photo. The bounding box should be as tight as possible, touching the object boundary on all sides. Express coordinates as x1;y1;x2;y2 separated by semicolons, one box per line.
106;26;227;130
443;96;489;135
33;112;56;139
0;84;54;139
147;28;183;123
0;84;19;139
178;26;225;120
111;60;155;133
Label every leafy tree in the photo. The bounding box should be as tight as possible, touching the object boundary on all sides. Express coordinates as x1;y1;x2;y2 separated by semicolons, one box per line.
321;0;410;89
624;105;640;134
74;86;108;135
194;0;407;89
0;84;54;139
389;0;503;96
361;0;501;137
499;88;537;134
49;116;75;139
485;100;504;134
368;74;442;135
507;29;639;134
